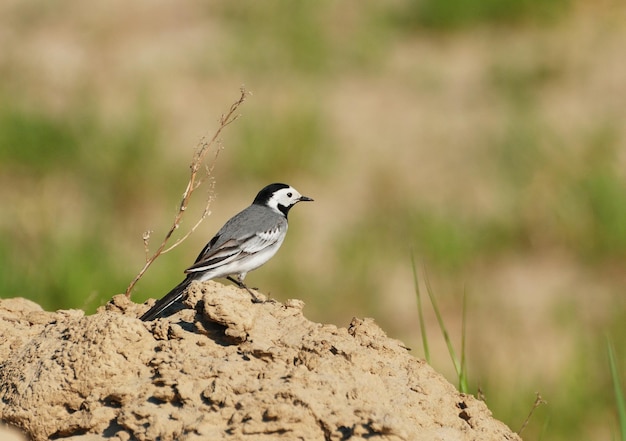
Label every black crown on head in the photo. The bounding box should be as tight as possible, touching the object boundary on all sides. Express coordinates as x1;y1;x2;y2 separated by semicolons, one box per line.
253;183;290;205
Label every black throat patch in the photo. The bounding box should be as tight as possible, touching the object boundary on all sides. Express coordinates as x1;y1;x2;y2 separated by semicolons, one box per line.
277;203;291;219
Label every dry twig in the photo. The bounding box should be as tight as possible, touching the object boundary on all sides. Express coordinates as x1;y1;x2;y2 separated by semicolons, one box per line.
518;392;547;435
124;87;249;298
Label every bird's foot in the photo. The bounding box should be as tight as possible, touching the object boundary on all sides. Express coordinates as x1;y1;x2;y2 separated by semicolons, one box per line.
227;276;265;303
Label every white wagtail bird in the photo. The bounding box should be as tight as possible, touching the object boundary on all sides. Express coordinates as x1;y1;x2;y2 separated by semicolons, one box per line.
139;183;313;321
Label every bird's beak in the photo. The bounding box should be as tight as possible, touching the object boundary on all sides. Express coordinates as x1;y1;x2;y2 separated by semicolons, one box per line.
299;196;314;202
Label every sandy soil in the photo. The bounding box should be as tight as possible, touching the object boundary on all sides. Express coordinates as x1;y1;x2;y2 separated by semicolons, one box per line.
0;282;520;441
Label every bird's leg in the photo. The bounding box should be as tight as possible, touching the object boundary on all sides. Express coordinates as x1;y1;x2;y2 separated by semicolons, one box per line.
226;275;245;288
227;276;264;303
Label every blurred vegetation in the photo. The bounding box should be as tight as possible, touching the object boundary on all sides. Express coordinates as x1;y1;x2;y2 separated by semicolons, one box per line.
1;1;626;440
398;0;571;29
230;101;335;182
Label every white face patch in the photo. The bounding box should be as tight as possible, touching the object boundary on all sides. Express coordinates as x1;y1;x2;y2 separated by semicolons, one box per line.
266;187;303;213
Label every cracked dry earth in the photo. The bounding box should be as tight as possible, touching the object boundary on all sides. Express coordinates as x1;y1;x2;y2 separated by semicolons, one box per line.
0;281;521;441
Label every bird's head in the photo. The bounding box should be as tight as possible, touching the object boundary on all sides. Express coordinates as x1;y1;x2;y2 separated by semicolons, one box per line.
253;183;313;218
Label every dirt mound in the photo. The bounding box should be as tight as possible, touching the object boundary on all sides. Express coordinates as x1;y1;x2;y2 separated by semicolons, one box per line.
0;282;521;440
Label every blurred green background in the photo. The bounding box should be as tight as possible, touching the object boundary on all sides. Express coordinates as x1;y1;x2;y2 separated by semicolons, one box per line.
1;0;625;439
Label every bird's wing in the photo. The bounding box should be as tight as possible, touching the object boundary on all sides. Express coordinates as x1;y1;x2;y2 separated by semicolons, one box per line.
240;226;283;253
184;226;284;274
184;237;242;273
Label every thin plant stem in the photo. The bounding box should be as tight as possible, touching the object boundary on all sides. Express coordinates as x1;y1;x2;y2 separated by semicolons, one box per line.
423;267;459;370
518;392;547;435
423;266;464;391
124;87;249;298
459;287;468;393
411;250;430;363
607;336;626;441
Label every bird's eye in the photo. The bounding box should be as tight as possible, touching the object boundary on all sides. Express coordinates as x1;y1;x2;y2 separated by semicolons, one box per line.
287;192;293;197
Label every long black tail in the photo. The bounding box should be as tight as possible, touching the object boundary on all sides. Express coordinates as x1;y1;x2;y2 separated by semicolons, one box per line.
139;277;194;321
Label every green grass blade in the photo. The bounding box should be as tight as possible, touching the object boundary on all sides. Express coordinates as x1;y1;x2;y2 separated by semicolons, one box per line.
459;287;469;393
607;336;626;441
423;266;465;392
410;250;430;363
